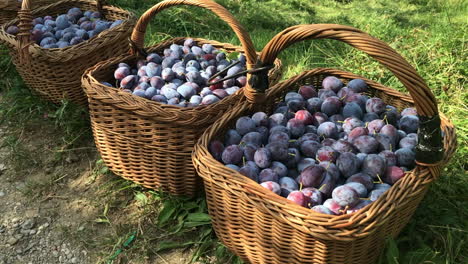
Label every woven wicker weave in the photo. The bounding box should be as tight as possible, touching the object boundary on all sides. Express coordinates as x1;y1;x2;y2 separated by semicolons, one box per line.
0;0;135;105
0;0;55;25
81;0;282;197
192;24;457;264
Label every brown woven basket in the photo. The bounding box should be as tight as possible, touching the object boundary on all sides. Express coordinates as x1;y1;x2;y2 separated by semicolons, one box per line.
0;0;55;25
81;0;282;197
192;24;457;264
0;0;135;105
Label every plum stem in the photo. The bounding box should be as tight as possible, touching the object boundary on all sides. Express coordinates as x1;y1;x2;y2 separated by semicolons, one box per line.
376;174;384;184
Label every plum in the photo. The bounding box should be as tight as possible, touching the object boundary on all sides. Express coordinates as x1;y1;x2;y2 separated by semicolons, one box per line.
399;136;417;149
336;152;360;178
130;87;145;97
241;132;263;147
287;99;305;112
395;148;416;167
317;172;336;198
287;118;305;138
226;164;240;171
287;191;308;207
380;124;398;145
56;15;70;30
298;165;326;188
306;98;323;113
352;135;379;154
312;112;328;126
311;205;334;215
344;182;367;198
362;154;386;179
269;113;287;128
239;165;259;182
302;187;322;207
175;84;195;99
365;98;386;114
343;117;364;133
120;75;137;89
243;144;258;161
266;142;289;161
347;127;369;142
270;161;288;177
369;189;387;201
363;112;380;123
379;150;397;167
209;140;224;161
297;158;316;172
346;200;372;214
6;26;19;35
321;96;342;116
319;89;338;100
295;110;314;125
399;115;419;134
401;107;417;116
285;92;304;102
114;67;130;80
332;139;356;153
225;129;241;146
374;133;393;151
321;138;336;147
279;176;299;191
201;95;220;105
259;168;279;183
323;199;342;215
254;148;272;168
144;87;158;99
367;119;385;134
384;166;406;184
346;173;374;191
260;181;281;195
332;185;359;207
221;145;243;165
298;85;317;99
151;95;167;103
343;102;363;119
316;146;339;163
322;76;344;93
268;131;290;147
347;79;368;93
300;140;321;158
317;122;338;139
252;112;268;127
318;161;340;181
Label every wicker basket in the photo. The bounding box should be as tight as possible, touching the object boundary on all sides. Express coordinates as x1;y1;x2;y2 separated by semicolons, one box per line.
192;24;457;264
81;0;282;197
0;0;135;105
0;0;55;25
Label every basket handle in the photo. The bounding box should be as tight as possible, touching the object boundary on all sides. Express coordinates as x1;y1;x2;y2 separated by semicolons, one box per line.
129;0;257;69
247;24;444;165
17;0;107;62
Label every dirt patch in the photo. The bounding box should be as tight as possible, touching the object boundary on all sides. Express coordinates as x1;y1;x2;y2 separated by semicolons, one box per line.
0;119;193;264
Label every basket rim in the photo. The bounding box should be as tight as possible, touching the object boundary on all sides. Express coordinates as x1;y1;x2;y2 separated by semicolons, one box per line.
193;68;457;235
82;37;283;125
0;0;136;54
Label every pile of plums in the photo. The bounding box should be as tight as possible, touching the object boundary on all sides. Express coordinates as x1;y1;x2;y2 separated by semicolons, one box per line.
107;39;247;107
5;7;124;48
210;76;421;215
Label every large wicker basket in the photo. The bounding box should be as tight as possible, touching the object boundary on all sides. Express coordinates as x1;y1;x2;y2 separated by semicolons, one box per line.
81;0;282;197
0;0;54;25
0;0;135;105
192;24;457;264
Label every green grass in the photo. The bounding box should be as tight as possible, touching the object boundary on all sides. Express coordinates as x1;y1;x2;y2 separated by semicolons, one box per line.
0;0;466;263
